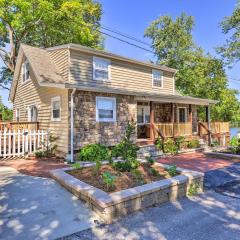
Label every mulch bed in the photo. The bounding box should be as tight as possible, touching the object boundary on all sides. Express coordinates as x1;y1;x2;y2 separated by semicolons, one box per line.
67;163;175;193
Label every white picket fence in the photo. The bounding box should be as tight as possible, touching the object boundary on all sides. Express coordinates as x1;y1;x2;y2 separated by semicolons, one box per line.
0;129;46;158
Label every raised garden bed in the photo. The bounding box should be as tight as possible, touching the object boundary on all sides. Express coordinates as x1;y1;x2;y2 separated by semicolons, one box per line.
205;151;240;162
67;163;176;193
50;162;204;223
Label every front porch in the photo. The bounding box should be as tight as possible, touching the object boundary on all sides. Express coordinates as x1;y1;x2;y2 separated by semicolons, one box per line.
136;101;230;146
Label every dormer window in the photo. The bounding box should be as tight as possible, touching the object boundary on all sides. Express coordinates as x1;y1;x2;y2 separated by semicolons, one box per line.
152;69;163;88
93;57;110;81
22;60;30;83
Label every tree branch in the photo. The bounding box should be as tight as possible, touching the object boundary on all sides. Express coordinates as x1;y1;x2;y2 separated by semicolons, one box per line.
0;84;10;91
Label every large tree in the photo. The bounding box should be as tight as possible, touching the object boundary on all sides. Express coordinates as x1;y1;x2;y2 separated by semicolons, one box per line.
145;13;240;122
218;0;240;65
0;0;102;90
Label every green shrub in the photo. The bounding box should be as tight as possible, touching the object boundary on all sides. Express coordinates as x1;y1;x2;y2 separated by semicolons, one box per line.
146;156;155;166
164;139;178;155
35;151;46;158
188;182;201;196
148;167;160;176
77;143;110;162
72;162;81;169
187;139;200;149
211;139;220;147
112;160;139;172
167;165;178;177
175;136;185;151
111;120;139;171
131;169;144;182
229;136;240;154
102;172;117;191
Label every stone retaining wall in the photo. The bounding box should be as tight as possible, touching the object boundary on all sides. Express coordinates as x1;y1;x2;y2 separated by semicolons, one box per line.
50;163;204;223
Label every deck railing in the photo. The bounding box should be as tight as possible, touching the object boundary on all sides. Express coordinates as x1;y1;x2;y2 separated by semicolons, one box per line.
0;122;39;131
155;123;192;138
199;122;230;135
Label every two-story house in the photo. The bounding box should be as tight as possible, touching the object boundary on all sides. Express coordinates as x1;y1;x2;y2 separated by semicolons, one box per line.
10;44;227;159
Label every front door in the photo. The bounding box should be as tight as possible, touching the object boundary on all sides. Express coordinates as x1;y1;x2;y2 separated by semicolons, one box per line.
137;103;150;139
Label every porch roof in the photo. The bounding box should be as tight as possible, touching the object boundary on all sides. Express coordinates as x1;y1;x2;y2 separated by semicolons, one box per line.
65;83;218;106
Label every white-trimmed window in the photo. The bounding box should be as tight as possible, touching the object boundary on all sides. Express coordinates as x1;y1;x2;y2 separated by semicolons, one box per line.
16;108;20;122
152;69;163;88
93;57;110;81
137;105;150;124
51;96;61;121
22;60;30;83
178;107;188;123
96;97;116;122
28;105;38;122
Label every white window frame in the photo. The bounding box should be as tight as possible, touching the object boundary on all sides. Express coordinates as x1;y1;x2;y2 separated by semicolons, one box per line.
27;105;38;122
51;96;61;121
93;56;111;81
152;69;163;88
22;60;30;84
177;107;188;123
16;108;20;122
96;96;116;122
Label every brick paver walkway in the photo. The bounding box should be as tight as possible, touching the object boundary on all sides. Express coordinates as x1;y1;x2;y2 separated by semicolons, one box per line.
158;152;233;173
0;158;67;177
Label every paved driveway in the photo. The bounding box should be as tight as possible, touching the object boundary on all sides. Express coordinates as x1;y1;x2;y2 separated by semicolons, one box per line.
59;190;240;240
0;167;99;240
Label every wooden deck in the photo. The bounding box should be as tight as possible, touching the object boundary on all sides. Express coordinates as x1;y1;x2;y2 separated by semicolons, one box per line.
0;122;39;131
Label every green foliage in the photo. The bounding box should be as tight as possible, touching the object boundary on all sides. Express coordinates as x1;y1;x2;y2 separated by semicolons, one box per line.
175;136;185;151
72;162;81;169
164;139;178;155
112;160;139;172
131;169;144;182
145;13;240;122
77;143;110;162
40;132;58;157
102;171;117;191
148;167;160;177
218;1;240;65
0;104;13;121
187;139;200;149
35;151;46;158
146;156;155;166
211;139;220;147
229;136;240;154
0;0;103;89
188;182;201;196
167;165;178;177
111;121;139;171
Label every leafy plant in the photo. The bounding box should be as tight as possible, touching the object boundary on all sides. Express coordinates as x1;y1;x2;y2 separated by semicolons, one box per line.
175;136;185;151
112;160;139;172
229;136;240;154
131;169;144;182
72;162;81;169
188;182;201;196
38;132;58;157
35;151;46;158
146;156;155;166
111;120;140;171
148;167;160;177
164;139;178;155
77;144;110;162
210;139;220;147
167;165;178;177
187;139;200;149
102;172;117;191
93;159;102;175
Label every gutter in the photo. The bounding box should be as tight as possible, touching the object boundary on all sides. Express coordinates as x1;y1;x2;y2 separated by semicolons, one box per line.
70;88;76;163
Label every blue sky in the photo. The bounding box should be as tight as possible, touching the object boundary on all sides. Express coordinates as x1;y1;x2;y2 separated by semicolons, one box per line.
1;0;239;107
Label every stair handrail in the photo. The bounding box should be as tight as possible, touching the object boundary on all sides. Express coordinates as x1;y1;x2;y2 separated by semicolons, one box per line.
198;121;212;145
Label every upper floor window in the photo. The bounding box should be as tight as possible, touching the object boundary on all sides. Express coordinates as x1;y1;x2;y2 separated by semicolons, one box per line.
51;96;61;121
93;57;110;81
96;96;116;122
152;69;163;88
22;60;30;83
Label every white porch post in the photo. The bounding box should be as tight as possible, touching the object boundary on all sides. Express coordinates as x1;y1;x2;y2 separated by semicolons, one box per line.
70;89;76;163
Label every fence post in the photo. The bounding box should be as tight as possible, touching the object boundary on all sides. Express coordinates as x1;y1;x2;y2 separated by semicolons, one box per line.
0;131;2;158
18;129;20;156
3;130;7;158
13;130;16;157
8;130;11;157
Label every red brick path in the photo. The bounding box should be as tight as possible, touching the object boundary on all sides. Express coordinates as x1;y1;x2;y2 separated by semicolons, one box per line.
0;158;67;178
158;152;233;173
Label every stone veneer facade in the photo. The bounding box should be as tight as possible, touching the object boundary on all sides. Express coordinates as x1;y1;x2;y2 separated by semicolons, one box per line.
71;90;199;150
72;91;137;149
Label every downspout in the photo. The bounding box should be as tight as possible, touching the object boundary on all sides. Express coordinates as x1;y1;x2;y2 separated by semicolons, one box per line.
70;88;77;163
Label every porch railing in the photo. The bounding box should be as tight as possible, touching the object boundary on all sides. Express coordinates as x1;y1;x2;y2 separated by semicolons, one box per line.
154;123;192;138
199;122;230;135
0;122;39;131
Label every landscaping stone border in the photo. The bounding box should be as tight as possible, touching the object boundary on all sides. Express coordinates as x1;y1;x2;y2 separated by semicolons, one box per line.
205;151;240;162
50;163;204;223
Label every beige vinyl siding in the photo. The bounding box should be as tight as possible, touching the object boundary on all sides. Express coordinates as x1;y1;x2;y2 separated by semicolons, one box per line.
12;67;69;154
69;50;174;95
48;48;69;81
